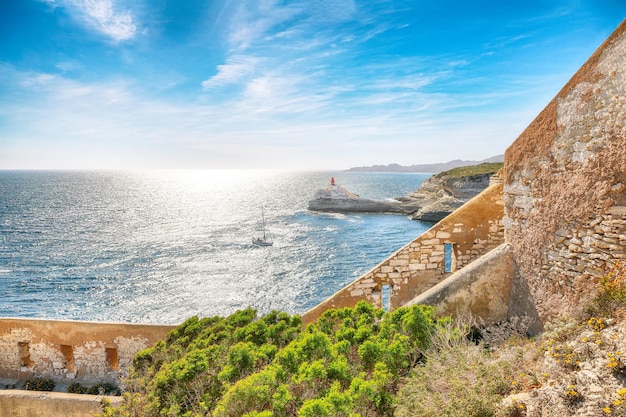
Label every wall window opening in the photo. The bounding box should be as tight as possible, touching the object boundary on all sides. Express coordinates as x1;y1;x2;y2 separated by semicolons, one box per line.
444;243;457;273
381;284;391;311
105;347;119;371
60;344;75;372
18;341;33;368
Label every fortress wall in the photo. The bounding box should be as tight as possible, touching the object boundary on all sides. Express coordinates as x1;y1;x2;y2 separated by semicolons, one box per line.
504;19;626;321
302;182;505;324
0;318;174;384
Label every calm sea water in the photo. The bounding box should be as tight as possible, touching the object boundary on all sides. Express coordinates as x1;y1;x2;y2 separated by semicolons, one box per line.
0;170;432;324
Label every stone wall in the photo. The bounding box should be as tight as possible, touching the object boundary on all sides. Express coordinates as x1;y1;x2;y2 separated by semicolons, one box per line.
406;243;518;323
302;181;505;324
504;19;626;321
0;318;174;385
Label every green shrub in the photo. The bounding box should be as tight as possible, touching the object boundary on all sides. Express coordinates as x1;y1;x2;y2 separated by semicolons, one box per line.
24;378;55;392
67;382;88;394
67;382;120;396
87;383;121;396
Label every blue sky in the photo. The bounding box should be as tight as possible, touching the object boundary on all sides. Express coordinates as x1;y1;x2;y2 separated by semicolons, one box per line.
0;1;624;170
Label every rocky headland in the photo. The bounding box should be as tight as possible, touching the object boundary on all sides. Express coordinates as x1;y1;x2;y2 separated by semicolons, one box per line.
397;162;504;222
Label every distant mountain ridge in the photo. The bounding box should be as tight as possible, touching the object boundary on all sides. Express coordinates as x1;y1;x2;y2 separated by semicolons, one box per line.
345;155;504;173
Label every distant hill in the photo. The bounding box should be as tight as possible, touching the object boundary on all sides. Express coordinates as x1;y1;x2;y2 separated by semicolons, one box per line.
345;155;504;173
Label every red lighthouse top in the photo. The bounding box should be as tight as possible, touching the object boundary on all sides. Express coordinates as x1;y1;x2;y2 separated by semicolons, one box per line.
331;177;335;186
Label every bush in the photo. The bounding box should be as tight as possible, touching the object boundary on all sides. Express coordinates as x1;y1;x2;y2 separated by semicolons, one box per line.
24;378;55;392
88;383;121;396
586;262;626;318
394;322;514;417
67;382;88;394
67;382;120;395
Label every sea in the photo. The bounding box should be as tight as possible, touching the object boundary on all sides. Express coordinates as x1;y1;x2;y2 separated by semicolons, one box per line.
0;170;433;324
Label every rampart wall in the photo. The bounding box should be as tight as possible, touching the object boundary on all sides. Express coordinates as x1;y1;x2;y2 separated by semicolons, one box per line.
304;20;626;327
302;181;505;324
0;318;174;385
504;19;626;321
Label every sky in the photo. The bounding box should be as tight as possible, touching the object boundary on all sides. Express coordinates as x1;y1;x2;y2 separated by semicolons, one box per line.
0;1;624;170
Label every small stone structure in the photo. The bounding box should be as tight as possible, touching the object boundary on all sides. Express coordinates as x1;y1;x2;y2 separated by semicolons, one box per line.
0;318;174;385
303;19;626;328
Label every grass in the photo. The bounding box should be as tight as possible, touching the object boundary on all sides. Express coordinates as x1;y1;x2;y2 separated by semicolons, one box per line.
435;162;504;179
394;321;520;417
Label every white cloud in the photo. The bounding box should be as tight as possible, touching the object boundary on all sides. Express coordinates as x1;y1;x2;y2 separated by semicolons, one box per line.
202;56;261;89
42;0;137;42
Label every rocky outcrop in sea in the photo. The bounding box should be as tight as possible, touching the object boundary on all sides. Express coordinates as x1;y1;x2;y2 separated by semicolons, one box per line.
308;177;406;213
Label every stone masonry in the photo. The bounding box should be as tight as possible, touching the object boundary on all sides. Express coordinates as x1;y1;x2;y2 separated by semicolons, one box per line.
504;19;626;321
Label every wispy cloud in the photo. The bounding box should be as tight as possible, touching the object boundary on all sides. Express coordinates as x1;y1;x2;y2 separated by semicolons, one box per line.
200;0;404;115
42;0;137;41
227;1;303;51
7;0;613;170
202;56;261;89
0;64;529;169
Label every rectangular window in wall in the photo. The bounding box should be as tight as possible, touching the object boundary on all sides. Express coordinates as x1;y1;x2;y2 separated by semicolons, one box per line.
60;344;75;372
444;243;457;273
381;284;391;311
105;347;119;371
17;341;33;368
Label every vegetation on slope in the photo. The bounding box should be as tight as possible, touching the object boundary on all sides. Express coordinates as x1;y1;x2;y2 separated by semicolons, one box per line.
434;162;504;179
101;302;448;417
101;263;626;417
395;262;626;417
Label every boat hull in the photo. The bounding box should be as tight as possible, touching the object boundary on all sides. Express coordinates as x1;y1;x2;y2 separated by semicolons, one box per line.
252;238;273;246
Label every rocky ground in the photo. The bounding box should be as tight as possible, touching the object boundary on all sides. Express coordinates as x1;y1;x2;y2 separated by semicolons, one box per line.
499;315;626;417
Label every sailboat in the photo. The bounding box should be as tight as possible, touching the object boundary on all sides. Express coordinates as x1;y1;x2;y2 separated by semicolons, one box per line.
252;205;273;246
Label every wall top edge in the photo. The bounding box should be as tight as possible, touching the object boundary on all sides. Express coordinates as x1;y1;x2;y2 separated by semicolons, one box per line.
0;317;178;329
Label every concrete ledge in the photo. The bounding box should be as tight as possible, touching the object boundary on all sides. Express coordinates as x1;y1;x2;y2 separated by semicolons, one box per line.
407;243;516;324
0;390;122;417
